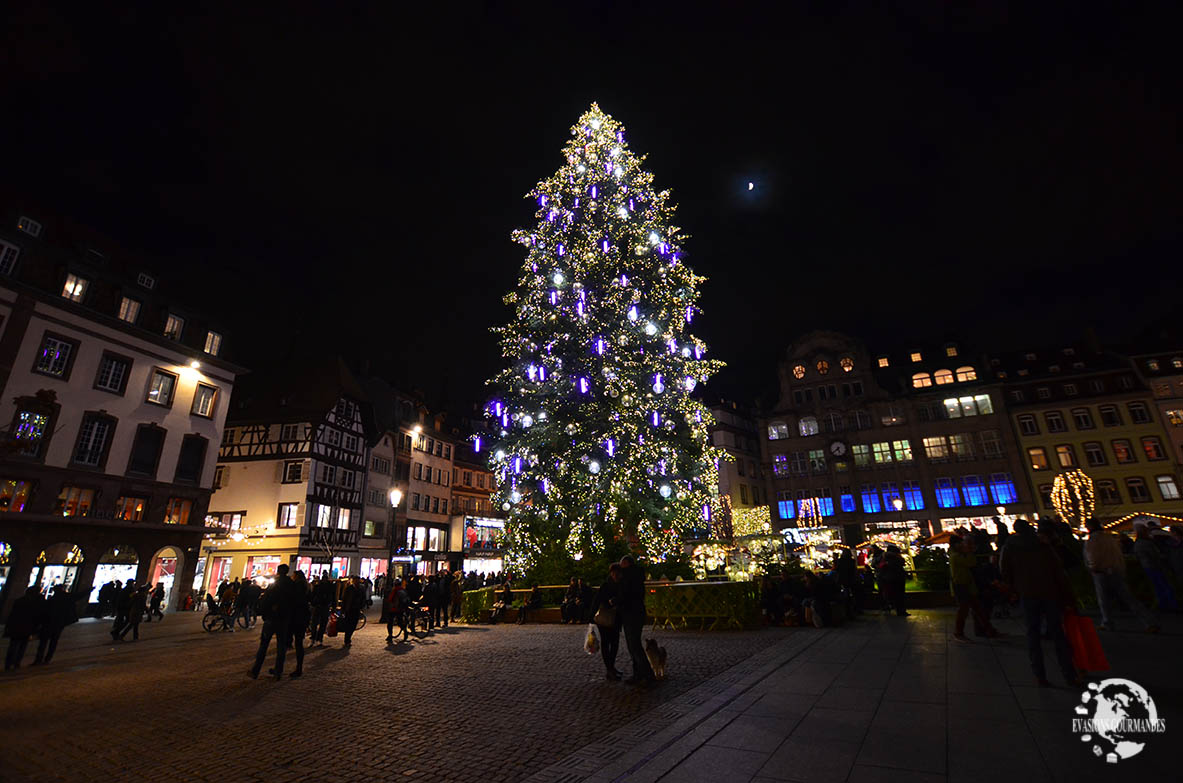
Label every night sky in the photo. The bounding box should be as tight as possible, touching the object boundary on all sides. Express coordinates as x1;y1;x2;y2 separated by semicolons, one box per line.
5;2;1180;411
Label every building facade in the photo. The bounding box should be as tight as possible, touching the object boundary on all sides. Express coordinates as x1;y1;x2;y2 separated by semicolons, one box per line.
201;361;374;587
708;401;764;540
758;332;1035;547
1129;345;1183;470
448;434;503;575
404;417;455;575
991;347;1182;525
0;206;243;615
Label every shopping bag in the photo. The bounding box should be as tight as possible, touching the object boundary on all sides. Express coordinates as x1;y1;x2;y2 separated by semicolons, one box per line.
584;623;599;655
326;613;339;638
1063;611;1109;672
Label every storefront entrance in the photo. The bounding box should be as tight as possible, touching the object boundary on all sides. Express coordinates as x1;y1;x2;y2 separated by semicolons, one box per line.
28;543;84;595
89;545;139;603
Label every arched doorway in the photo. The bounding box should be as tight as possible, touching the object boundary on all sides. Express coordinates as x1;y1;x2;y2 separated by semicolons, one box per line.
88;546;139;603
28;543;84;596
147;546;185;610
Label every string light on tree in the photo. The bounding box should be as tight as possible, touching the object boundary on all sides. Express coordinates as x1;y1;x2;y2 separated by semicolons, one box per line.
485;103;727;572
1052;469;1095;533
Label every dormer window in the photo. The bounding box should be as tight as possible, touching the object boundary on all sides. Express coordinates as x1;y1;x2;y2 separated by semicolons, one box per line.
0;239;19;275
204;331;223;357
945;345;958;357
1024;353;1037;361
17;216;42;237
910;352;922;362
61;273;88;302
164;313;184;340
118;297;141;324
877;357;889;368
137;272;156;290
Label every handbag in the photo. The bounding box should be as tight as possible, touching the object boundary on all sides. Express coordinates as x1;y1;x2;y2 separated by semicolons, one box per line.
584;624;599;655
1063;610;1109;672
593;605;616;627
326;613;339;637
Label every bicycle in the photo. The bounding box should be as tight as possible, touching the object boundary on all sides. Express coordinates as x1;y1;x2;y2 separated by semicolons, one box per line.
305;608;367;639
202;608;233;632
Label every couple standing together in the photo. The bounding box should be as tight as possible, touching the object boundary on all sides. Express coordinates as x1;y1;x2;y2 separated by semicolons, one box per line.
592;555;656;685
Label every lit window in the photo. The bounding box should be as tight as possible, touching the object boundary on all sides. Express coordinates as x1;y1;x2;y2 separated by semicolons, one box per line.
872;442;893;464
337;508;351;530
776;491;794;520
204;331;223;356
860;484;882;513
164;314;185;340
954;366;976;382
772;454;788;477
988;473;1017;505
137;272;156;289
164;498;193;524
902;481;924;510
934;478;960;508
933;369;953;385
192;383;218;418
949;434;973;460
798;416;818;437
95;353;130;394
816;360;830;375
61;273;88;302
34;335;74;377
892;440;913;463
840;489;856;512
1166;410;1183;427
881;406;905;426
946;346;958;357
146;369;177;407
881;482;901;510
877;357;889;368
1173;358;1183;369
1055;445;1077;468
808;449;826;472
852;444;871;468
117;297;140;324
1112;439;1135;464
792;364;805;379
1147;359;1160;371
840;357;853;372
1028;447;1049;470
912;372;933;388
315;504;332;527
1142;437;1166;461
114;496;146;521
962;476;989;506
923;436;949;460
767;422;789;440
0;239;21;274
14;410;49;456
1156;476;1180;501
910;352;922;362
55;486;95;517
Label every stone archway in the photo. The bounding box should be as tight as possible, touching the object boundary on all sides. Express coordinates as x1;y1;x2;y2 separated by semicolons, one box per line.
30;542;85;596
88;545;140;605
147;545;185;611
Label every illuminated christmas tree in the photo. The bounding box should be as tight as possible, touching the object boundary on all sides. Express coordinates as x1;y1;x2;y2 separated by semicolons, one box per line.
484;104;726;573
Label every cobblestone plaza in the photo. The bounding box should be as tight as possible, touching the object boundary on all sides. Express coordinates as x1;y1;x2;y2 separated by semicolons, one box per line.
1;609;1177;782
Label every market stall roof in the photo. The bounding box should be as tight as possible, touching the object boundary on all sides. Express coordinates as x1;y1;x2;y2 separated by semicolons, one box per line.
922;530;955;545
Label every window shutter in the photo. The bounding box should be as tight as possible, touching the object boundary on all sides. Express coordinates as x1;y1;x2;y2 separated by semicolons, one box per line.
301;460;311;482
221;465;231;487
296;502;306;527
275;461;285;483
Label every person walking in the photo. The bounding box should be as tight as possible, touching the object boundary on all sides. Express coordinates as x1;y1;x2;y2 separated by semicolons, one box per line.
249;563;298;679
423;575;440;630
1000;520;1080;687
288;570;311;678
949;536;999;642
310;574;335;645
110;579;135;640
592;564;624;680
384;578;409;641
118;585;148;641
146;582;165;622
4;587;45;671
1133;521;1177;611
877;545;909;617
618;555;656;685
439;570;453;628
1085;520;1158;632
450;571;463;622
33;585;78;664
340;576;365;648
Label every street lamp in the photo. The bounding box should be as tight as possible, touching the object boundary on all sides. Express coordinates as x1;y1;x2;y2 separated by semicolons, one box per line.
387;487;403;582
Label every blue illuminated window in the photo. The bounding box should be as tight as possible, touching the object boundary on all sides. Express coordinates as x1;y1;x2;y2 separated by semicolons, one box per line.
935;478;960;508
881;482;901;510
962;475;989;506
903;481;925;511
989;473;1017;505
861;484;881;513
818;496;834;516
777;499;794;520
840;493;856;512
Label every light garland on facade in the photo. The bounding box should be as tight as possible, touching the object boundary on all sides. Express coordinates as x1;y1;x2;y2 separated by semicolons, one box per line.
796;497;824;528
1051;469;1095;532
484;104;727;569
1103;512;1183;530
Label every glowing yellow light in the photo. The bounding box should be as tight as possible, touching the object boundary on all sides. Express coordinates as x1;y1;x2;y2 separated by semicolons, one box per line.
1051;469;1095;533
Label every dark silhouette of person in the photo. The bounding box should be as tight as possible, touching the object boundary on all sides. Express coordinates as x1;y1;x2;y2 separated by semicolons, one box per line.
288;570;311;678
877;545;909;617
249;564;298;679
310;574;336;645
618;555;656;685
118;585;148;640
517;584;542;624
34;585;78;664
423;575;440;630
4;587;45;670
146;582;165;622
439;570;453;628
340;576;365;647
110;579;135;640
592;564;623;680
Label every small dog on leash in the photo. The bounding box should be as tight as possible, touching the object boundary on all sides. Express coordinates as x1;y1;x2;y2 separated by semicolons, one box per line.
644;638;667;680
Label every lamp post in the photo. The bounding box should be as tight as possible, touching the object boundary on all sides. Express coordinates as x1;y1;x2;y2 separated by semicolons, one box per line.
387;487;403;582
